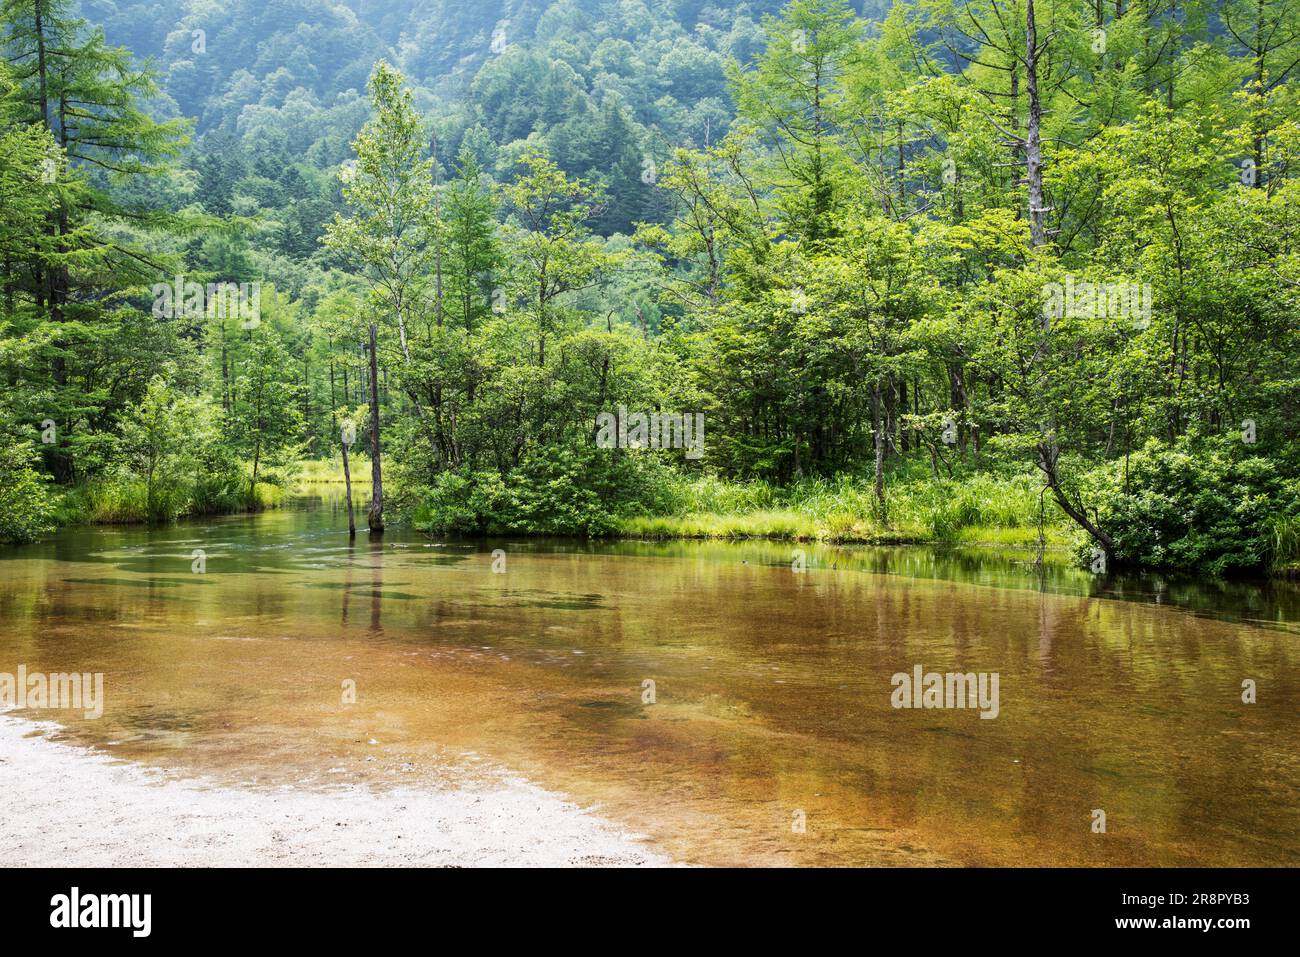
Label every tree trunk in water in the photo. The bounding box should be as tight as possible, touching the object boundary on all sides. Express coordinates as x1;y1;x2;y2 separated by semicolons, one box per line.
341;433;356;539
366;321;384;534
328;357;337;436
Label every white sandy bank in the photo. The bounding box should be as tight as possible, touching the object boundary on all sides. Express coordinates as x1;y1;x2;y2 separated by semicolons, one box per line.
0;713;671;867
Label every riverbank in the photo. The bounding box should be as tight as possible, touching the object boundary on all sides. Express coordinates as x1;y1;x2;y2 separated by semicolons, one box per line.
0;714;670;867
394;465;1073;550
17;459;1296;578
616;512;1067;548
53;477;286;526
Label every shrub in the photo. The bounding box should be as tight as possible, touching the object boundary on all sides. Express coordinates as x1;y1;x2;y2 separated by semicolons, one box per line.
412;442;679;537
0;442;56;543
1082;437;1300;573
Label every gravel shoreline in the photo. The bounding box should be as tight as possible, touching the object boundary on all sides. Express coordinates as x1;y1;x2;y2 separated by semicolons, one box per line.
0;713;671;867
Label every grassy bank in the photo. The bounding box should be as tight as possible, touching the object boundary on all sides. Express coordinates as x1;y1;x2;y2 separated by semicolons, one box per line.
296;456;366;485
227;459;1300;579
619;473;1071;549
52;475;286;527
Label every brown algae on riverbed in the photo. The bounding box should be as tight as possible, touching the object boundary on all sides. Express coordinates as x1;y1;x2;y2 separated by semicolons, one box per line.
0;502;1296;867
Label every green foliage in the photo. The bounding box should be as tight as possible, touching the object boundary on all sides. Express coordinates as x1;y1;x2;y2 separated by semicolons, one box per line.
60;477;192;525
413;444;678;537
893;473;1050;543
1270;515;1300;576
59;473;283;525
227;328;306;495
730;0;860;243
118;376;215;521
1082;438;1300;574
620;467;1051;544
0;441;55;543
2;0;1300;583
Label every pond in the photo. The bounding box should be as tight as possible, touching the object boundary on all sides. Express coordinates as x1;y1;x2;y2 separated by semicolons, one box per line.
1;493;1296;866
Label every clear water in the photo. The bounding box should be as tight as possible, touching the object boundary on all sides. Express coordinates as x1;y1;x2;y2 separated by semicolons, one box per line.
1;493;1296;866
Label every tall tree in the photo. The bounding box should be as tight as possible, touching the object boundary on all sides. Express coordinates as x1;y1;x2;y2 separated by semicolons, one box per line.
323;61;441;532
0;0;191;481
730;0;860;244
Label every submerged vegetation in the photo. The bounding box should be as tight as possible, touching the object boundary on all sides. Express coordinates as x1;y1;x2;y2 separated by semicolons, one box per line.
2;0;1299;576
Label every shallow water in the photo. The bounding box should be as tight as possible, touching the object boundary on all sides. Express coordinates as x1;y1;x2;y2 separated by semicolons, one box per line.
1;494;1296;866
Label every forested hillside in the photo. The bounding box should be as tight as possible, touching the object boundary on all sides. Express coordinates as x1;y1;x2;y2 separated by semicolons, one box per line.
91;0;808;237
2;0;1299;576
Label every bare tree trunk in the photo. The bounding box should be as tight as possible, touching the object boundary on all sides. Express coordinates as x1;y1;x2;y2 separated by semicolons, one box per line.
1026;0;1047;248
302;350;311;454
1038;440;1115;555
1252;0;1266;184
366;320;384;533
1026;0;1111;561
432;132;445;325
872;383;887;523
896;117;906;211
34;3;49;127
341;431;356;538
898;379;909;452
949;363;968;452
884;379;896;457
221;325;230;411
328;356;337;436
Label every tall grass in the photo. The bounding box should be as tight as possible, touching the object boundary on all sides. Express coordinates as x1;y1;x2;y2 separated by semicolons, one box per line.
889;473;1049;541
1269;514;1300;575
58;479;188;525
297;455;370;484
56;475;283;526
622;470;1061;545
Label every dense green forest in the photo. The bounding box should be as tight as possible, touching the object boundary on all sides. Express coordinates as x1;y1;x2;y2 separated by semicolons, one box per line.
2;0;1299;575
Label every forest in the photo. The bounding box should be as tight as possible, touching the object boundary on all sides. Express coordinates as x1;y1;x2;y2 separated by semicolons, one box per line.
2;0;1299;575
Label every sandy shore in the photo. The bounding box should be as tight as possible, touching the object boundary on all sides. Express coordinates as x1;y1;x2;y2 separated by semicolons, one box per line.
0;713;671;867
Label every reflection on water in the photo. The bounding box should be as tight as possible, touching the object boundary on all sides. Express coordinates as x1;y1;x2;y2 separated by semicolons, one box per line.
0;492;1296;866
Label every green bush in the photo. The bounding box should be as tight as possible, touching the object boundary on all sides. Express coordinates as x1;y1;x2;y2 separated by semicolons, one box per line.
411;470;502;535
412;442;679;537
0;443;56;544
1082;437;1300;574
885;473;1047;541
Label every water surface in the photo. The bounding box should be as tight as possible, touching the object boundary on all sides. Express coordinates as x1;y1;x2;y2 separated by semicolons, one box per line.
1;496;1296;866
